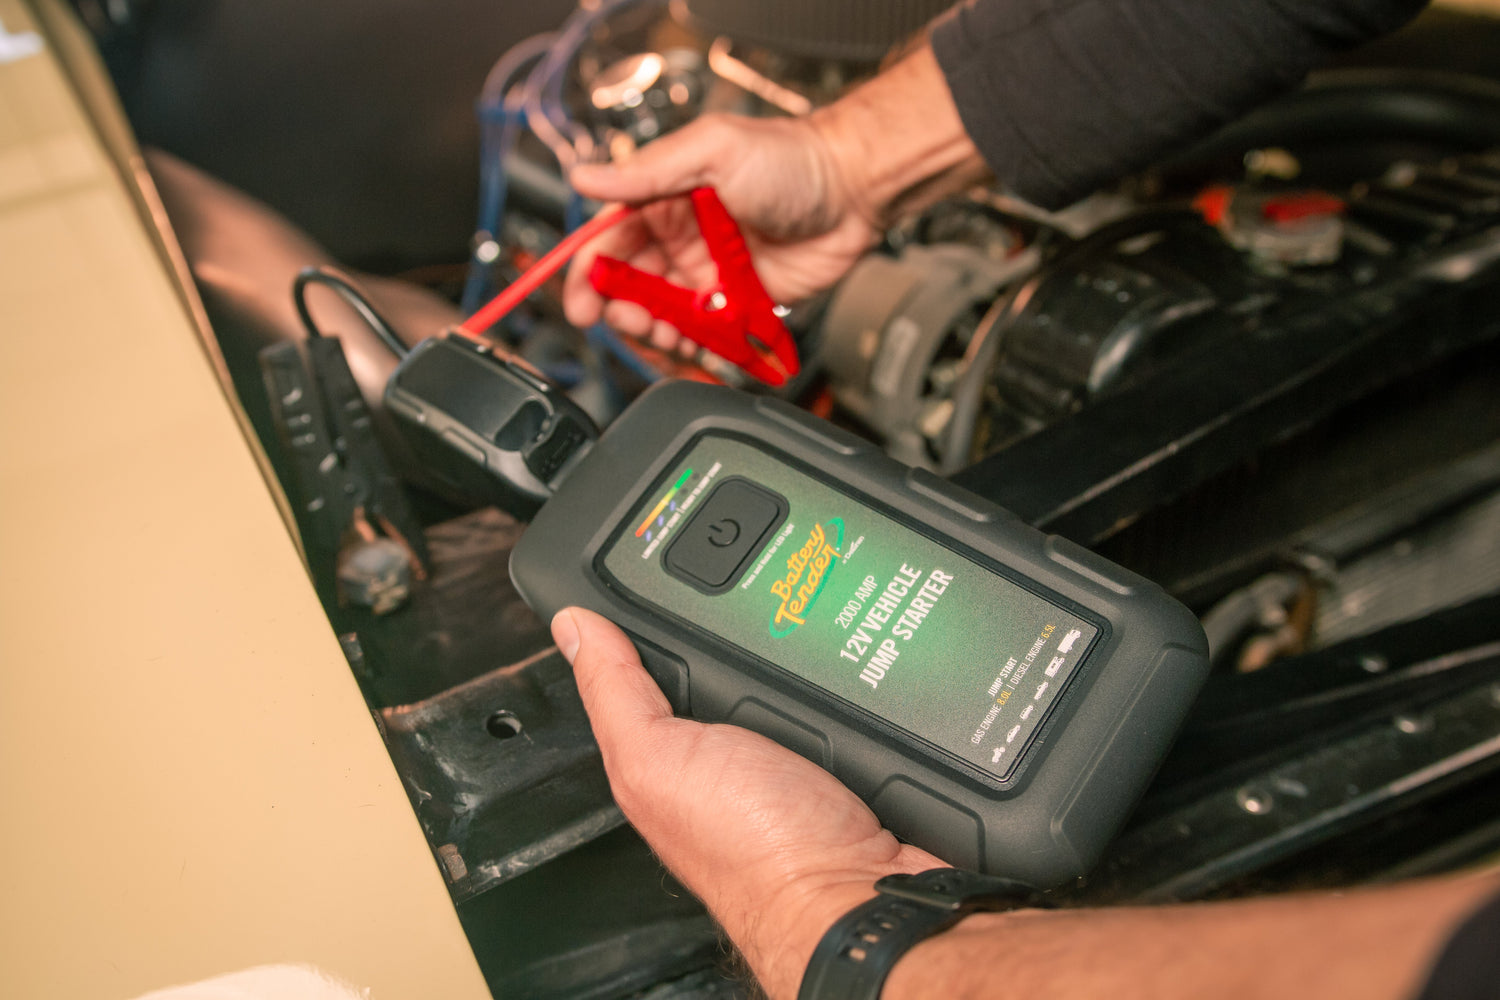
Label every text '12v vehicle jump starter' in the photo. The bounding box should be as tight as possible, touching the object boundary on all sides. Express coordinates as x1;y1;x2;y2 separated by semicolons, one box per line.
511;379;1209;886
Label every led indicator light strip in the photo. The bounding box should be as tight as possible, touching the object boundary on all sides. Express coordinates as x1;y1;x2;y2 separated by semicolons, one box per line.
635;468;694;538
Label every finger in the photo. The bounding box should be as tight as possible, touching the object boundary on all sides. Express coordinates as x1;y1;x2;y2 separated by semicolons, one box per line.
568;118;726;204
650;319;685;352
552;608;674;751
564;206;687;331
561;264;605;328
563;209;648;328
602;299;658;338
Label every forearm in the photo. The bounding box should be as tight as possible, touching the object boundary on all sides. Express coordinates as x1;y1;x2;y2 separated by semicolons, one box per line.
809;44;991;230
559;610;1499;1000
883;874;1500;1000
930;0;1428;208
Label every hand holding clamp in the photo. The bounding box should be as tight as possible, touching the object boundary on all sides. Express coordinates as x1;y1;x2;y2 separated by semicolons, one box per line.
587;187;802;386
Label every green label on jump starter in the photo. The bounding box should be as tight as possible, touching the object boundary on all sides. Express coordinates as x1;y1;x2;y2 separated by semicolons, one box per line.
602;436;1098;780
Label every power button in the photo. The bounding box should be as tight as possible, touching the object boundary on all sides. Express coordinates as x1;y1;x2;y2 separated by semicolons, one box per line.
663;478;787;594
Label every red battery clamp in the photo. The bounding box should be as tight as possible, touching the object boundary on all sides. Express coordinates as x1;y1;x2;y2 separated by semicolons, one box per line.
587;187;801;386
462;186;800;386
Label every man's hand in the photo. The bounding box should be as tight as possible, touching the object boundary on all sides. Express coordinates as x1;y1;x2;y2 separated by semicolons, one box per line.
551;607;1500;1000
551;607;943;1000
562;45;988;353
561;114;880;351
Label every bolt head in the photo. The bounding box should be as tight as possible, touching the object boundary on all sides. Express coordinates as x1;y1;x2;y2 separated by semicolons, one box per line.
1236;785;1274;815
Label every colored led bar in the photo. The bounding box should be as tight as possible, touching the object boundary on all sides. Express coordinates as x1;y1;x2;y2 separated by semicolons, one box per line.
635;468;694;538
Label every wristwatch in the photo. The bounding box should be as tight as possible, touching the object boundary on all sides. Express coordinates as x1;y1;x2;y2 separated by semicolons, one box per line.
796;868;1051;1000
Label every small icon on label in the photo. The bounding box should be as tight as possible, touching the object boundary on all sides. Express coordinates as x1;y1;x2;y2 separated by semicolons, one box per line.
1044;655;1065;677
1058;628;1082;653
1020;704;1034;721
1006;725;1021;744
991;747;1006;764
1034;681;1050;701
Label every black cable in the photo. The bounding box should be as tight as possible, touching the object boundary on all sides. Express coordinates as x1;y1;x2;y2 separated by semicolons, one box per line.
292;266;410;358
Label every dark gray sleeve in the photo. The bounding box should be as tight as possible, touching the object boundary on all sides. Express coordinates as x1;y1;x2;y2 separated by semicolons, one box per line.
1410;890;1500;1000
929;0;1428;208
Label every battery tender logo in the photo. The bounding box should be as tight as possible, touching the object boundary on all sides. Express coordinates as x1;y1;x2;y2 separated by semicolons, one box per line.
769;518;844;637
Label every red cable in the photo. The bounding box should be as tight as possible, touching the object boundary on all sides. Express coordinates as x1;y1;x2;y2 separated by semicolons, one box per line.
458;202;635;338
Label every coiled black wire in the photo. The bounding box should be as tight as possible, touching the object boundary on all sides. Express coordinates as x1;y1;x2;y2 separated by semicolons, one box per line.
292;265;409;358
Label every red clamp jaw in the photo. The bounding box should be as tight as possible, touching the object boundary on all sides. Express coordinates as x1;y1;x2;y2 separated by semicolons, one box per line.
587;187;801;386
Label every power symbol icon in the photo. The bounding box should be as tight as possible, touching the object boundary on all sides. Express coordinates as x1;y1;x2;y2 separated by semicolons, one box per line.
706;518;741;548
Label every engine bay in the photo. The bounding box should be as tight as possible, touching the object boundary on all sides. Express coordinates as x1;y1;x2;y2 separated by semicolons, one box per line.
74;1;1500;996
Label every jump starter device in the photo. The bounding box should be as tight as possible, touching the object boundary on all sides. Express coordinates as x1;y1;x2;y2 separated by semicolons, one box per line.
510;378;1210;886
379;190;1207;883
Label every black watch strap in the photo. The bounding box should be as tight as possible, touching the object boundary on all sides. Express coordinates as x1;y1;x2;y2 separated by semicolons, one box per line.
795;868;1049;1000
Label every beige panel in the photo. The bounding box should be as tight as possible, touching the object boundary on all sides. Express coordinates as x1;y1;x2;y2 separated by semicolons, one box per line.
0;2;491;997
1439;0;1500;14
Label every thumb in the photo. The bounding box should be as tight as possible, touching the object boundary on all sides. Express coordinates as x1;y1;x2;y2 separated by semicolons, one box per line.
568;121;721;204
552;607;675;752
